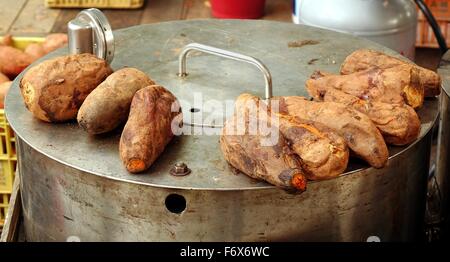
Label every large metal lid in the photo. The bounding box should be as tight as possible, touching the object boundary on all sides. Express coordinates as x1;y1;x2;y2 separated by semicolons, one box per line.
5;20;439;190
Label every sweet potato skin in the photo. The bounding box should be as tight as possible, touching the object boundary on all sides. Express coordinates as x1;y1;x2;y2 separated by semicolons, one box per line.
42;33;68;53
325;89;420;146
24;34;68;62
220;94;307;191
278;96;389;168
231;94;348;181
306;72;421;145
220;115;307;191
120;85;182;173
1;34;13;46
77;68;155;134
25;43;47;61
0;81;12;109
277;114;349;180
0;46;33;78
0;72;9;84
307;67;424;109
341;49;440;97
220;93;348;190
20;53;112;122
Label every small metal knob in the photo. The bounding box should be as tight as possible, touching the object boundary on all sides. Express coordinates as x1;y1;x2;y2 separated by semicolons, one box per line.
67;8;114;64
68;19;93;55
170;162;191;176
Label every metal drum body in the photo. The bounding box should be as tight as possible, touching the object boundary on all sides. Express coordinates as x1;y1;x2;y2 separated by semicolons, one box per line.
437;51;450;239
5;20;438;241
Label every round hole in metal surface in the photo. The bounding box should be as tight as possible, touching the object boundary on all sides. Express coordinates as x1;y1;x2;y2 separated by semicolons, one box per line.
190;108;200;113
165;194;186;214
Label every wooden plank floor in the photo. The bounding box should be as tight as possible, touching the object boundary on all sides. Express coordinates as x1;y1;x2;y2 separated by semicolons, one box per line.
0;0;442;70
0;0;291;36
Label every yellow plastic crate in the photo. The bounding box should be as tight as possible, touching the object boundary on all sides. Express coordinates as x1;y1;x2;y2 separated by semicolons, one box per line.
0;192;11;227
0;109;15;227
0;160;16;194
0;36;45;51
0;36;41;227
45;0;145;9
0;109;17;194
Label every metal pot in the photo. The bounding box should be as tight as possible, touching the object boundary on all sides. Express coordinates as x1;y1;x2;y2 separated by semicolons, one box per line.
292;0;418;59
5;20;438;241
437;51;450;240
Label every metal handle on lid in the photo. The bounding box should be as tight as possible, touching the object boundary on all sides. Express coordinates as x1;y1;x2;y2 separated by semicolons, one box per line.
178;43;273;100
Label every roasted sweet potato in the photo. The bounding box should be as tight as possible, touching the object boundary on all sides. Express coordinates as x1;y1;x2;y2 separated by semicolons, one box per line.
224;93;349;182
277;114;349;180
0;46;33;78
0;34;13;46
307;72;421;145
307;66;424;109
0;72;9;84
120;85;182;173
25;43;47;61
220;95;307;191
0;81;12;109
42;33;68;53
78;68;155;134
277;96;389;168
221;115;307;191
341;49;441;97
20;53;112;122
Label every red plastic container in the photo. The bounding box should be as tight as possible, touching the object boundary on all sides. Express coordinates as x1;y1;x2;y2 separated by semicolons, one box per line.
210;0;266;19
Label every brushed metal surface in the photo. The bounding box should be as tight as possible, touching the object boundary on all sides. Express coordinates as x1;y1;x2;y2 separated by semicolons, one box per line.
17;134;431;241
5;20;437;190
68;8;115;63
177;42;273;127
4;20;439;241
437;50;450;239
292;0;418;59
